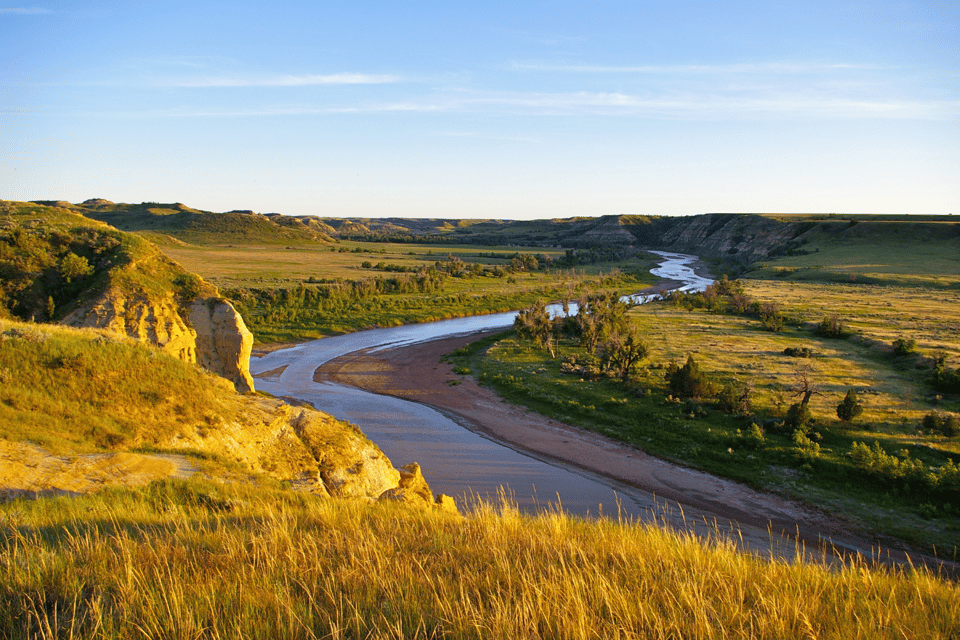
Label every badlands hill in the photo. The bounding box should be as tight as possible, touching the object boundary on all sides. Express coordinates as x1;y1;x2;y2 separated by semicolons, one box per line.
0;200;451;508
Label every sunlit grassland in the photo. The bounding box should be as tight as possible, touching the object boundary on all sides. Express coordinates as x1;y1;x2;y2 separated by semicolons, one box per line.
0;319;238;454
1;479;956;639
158;241;575;289
747;219;960;289
159;240;657;342
466;274;960;551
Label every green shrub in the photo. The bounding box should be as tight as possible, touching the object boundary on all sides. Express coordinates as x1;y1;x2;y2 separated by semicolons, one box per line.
892;337;918;357
814;314;846;338
784;402;813;430
717;381;751;414
792;428;820;461
921;412;960;438
836;389;864;423
666;355;716;400
783;346;813;358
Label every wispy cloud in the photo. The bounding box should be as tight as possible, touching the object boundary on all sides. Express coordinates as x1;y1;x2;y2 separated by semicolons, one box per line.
511;61;880;74
125;90;954;120
170;73;402;87
0;7;51;14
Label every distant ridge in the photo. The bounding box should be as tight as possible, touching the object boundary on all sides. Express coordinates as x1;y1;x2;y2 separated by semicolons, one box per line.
32;200;960;270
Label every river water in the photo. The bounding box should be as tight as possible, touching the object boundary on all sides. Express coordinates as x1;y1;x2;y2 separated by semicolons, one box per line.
249;253;946;565
251;252;719;519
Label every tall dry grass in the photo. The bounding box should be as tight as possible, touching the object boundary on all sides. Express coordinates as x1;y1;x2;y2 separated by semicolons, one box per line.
1;480;956;639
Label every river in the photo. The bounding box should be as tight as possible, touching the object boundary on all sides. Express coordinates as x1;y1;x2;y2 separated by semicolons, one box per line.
248;251;950;566
250;252;740;526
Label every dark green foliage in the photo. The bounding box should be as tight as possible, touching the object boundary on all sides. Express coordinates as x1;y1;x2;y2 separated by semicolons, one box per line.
931;355;960;394
758;301;784;332
717;381;752;414
836;389;865;422
783;346;813;358
892;337;918;356
514;300;557;357
784;402;813;430
0;205;126;320
667;355;716;399
574;292;630;353
921;412;960;438
597;327;649;382
849;441;960;503
814;314;846;338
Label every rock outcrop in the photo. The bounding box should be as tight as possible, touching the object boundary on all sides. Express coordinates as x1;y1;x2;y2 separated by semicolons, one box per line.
63;290;255;393
653;214;799;262
379;462;460;514
189;298;255;393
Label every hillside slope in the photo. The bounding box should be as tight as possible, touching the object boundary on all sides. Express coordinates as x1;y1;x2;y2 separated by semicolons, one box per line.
0;317;452;509
1;200;255;392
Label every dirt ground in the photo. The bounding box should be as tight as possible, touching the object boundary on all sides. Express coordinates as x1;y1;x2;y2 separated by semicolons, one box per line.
0;440;197;499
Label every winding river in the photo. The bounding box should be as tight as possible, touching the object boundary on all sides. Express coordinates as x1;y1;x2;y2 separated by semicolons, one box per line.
249;252;950;566
251;252;727;520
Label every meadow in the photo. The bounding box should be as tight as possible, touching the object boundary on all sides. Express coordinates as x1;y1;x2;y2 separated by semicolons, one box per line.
159;239;655;342
1;479;957;639
451;228;960;557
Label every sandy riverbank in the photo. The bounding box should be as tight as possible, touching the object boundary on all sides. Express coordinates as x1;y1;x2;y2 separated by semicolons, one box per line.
315;333;851;538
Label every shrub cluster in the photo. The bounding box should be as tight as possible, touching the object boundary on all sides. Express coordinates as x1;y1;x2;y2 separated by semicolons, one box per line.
848;441;960;503
921;412;960;438
814;314;847;338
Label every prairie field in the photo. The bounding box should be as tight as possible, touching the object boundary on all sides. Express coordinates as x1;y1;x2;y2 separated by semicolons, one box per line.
1;479;957;640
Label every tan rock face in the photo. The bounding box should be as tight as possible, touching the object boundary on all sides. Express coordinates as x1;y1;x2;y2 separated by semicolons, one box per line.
189;298;255;394
379;462;460;514
62;291;197;362
62;290;255;393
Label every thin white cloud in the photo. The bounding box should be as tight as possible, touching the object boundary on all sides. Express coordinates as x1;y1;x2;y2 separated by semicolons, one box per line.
0;7;51;14
124;91;955;120
511;61;879;74
171;73;401;88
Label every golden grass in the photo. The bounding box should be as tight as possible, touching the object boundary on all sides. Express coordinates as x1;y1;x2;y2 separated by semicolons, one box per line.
2;481;957;639
158;241;572;290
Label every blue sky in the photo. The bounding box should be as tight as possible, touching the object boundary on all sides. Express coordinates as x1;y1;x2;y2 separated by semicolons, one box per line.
2;1;957;219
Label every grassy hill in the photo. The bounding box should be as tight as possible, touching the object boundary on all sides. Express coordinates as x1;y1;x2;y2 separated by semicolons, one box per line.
0;318;956;637
0;200;212;324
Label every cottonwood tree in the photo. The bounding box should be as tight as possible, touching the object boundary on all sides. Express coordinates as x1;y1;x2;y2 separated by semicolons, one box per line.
514;300;557;357
575;292;629;353
598;326;649;382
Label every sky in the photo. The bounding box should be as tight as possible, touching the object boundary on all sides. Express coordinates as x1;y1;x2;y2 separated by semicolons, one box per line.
1;1;958;219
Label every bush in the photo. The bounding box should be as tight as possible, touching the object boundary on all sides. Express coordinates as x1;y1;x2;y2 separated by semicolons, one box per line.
836;389;864;422
666;355;716;400
738;423;766;449
921;412;960;438
784;402;813;430
717;381;751;414
931;355;960;394
814;315;846;338
793;428;820;462
892;337;918;357
783;346;813;358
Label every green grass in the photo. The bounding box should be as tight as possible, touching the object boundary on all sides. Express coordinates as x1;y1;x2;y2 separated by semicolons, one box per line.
1;478;956;639
457;270;960;555
744;219;960;289
0;319;237;453
157;239;657;342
